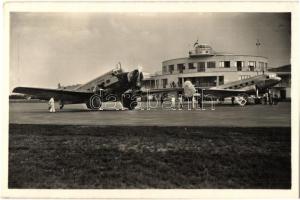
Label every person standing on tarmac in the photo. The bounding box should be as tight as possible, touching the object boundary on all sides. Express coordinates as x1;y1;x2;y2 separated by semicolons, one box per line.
263;93;267;105
269;92;273;105
171;96;176;110
192;95;196;109
48;97;56;113
231;97;235;105
160;95;164;106
178;95;183;110
198;95;203;109
273;94;279;105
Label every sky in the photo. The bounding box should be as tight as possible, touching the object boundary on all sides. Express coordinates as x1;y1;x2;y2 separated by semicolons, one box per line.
9;12;291;91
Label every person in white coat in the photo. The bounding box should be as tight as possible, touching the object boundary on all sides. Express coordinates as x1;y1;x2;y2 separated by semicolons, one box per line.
48;97;56;113
192;95;196;109
178;95;183;110
171;96;176;110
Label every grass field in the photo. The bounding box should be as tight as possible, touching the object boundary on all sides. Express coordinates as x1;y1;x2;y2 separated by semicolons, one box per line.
9;124;291;189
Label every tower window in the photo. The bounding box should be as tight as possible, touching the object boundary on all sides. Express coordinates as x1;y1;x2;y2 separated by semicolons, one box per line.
188;63;196;69
162;66;167;73
177;64;185;73
168;65;174;74
207;61;216;68
197;62;205;72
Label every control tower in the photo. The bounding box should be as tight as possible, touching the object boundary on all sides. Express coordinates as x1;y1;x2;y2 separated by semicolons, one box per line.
189;44;215;57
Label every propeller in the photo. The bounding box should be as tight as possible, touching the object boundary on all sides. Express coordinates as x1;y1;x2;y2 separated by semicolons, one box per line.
127;68;144;89
136;66;144;88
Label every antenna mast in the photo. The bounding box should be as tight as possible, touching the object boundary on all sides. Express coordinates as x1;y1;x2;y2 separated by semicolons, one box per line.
256;39;261;56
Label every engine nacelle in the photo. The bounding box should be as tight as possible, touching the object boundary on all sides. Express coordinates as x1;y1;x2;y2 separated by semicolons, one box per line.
122;93;138;110
183;81;196;97
86;94;102;110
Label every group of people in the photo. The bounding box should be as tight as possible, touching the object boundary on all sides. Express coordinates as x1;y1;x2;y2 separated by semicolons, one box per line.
262;92;279;105
160;95;203;110
47;91;280;112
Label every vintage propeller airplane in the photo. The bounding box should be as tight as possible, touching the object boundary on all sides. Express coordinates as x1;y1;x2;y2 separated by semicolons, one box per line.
150;74;282;106
13;65;144;110
13;64;281;110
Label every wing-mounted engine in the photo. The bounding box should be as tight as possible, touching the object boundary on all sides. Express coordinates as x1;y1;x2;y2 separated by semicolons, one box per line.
121;90;139;110
183;81;196;97
127;69;144;90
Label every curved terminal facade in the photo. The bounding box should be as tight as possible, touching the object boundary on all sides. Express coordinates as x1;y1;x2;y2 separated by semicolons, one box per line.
144;44;270;89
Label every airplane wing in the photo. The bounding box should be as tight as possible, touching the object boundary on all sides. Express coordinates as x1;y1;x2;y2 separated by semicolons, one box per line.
13;87;93;103
140;87;183;94
201;88;250;98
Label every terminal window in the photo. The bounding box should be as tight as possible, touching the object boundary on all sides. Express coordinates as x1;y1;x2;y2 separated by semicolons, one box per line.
177;64;185;73
162;79;168;88
162;66;167;73
248;61;256;71
258;62;264;70
219;61;224;67
169;65;174;74
224;61;230;68
184;76;216;87
236;61;244;71
155;80;159;88
207;61;216;68
219;61;230;68
188;63;196;69
240;75;251;80
219;76;224;85
197;62;205;72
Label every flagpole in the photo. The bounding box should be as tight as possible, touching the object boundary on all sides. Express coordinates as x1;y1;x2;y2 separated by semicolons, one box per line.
256;39;261;56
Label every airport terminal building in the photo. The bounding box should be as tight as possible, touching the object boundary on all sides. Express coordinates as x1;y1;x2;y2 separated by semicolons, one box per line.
143;43;290;99
144;44;269;89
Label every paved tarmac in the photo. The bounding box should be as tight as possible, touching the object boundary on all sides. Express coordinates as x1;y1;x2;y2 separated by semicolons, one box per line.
9;102;291;127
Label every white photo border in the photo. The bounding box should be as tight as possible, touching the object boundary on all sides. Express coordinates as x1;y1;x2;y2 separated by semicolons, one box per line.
1;1;299;199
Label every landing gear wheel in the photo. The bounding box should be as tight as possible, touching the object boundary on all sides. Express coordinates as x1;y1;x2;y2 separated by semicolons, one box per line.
122;93;137;110
86;94;102;110
236;93;249;106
